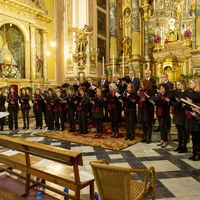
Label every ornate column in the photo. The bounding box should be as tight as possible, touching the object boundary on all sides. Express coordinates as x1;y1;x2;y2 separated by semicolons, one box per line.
42;30;47;82
191;0;196;49
140;0;150;76
30;25;36;80
195;1;200;50
109;0;118;65
131;0;140;59
142;3;150;60
191;1;200;73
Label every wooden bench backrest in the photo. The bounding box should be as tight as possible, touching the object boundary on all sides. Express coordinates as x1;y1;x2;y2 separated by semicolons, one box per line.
0;135;83;166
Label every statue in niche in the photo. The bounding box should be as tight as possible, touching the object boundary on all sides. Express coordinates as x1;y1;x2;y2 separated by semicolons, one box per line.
0;44;17;65
122;36;131;57
166;19;178;42
72;25;93;53
110;6;116;35
36;56;43;78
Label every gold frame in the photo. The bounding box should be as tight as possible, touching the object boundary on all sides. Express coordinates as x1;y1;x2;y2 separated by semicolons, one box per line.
123;4;132;19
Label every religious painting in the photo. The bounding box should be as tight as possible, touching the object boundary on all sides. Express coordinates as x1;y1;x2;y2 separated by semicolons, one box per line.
123;6;131;19
97;10;106;37
97;0;106;10
97;37;106;62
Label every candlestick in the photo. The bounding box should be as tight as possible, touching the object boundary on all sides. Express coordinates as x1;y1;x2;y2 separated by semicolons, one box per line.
122;53;124;77
112;54;114;75
102;56;105;74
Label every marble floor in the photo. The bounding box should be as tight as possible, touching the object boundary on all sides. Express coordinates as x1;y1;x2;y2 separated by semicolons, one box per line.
0;119;200;200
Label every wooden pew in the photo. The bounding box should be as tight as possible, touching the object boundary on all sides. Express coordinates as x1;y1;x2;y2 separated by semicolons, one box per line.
0;135;94;200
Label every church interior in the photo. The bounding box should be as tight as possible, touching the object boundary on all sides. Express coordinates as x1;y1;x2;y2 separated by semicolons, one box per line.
0;0;200;199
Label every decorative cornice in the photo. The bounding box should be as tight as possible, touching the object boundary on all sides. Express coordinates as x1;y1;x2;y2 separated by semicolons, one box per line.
36;13;53;23
0;0;53;23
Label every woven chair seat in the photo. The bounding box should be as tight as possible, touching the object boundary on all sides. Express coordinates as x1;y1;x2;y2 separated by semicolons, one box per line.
90;160;155;200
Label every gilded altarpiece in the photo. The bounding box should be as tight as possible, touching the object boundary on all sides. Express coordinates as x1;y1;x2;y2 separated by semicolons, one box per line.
0;0;52;90
149;0;195;81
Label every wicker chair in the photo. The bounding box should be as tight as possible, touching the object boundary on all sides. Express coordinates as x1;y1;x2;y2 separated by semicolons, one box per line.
90;160;155;200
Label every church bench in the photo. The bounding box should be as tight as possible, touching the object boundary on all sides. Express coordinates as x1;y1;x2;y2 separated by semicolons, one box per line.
0;135;94;200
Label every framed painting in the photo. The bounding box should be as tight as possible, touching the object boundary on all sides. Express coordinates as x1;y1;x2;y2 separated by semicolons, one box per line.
97;10;107;37
97;0;106;10
123;6;131;19
97;37;106;62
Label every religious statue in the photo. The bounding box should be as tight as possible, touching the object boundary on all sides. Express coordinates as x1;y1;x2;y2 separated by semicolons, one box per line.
71;25;93;71
36;56;43;78
0;44;17;65
166;19;178;42
122;36;131;57
72;25;93;53
73;51;87;71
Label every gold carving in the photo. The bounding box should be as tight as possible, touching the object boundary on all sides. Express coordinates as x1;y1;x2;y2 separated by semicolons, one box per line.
71;25;93;71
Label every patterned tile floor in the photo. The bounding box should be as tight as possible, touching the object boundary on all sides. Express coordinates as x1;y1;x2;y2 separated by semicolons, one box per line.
0;119;200;200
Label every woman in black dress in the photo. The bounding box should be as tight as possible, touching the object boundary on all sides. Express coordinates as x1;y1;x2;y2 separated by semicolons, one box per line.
54;89;66;131
170;80;187;153
76;86;90;134
0;88;6;131
66;86;76;132
91;87;104;136
45;89;55;131
19;88;31;129
184;77;200;161
154;83;170;148
7;86;19;130
32;88;43;129
138;80;155;143
122;83;139;141
107;83;121;138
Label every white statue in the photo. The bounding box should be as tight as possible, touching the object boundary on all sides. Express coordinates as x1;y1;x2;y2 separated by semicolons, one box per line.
0;44;17;65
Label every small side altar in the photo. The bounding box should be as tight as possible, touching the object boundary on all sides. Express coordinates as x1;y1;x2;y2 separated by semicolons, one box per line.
152;41;192;82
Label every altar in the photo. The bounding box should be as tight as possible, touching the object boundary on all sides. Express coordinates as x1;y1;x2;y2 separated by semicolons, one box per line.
0;0;55;91
152;41;192;83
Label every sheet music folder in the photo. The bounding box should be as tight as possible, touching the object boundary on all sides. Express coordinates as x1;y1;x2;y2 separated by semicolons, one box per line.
0;112;9;119
180;98;200;110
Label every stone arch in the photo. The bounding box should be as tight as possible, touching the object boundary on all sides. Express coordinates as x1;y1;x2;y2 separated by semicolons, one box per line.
0;19;30;79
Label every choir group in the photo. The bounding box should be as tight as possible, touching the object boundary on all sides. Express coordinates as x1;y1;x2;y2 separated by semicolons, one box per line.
0;69;200;161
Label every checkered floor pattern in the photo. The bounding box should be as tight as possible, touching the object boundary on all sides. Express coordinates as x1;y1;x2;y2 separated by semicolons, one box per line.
1;118;200;200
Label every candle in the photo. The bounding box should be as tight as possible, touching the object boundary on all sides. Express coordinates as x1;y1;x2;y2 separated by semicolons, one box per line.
112;54;115;75
122;53;124;77
102;56;105;74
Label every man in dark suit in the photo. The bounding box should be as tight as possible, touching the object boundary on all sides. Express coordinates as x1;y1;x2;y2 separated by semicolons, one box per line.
161;73;174;91
144;69;158;131
98;74;110;121
62;78;71;89
97;74;110;93
73;77;81;96
113;73;124;94
144;69;157;92
129;70;140;92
